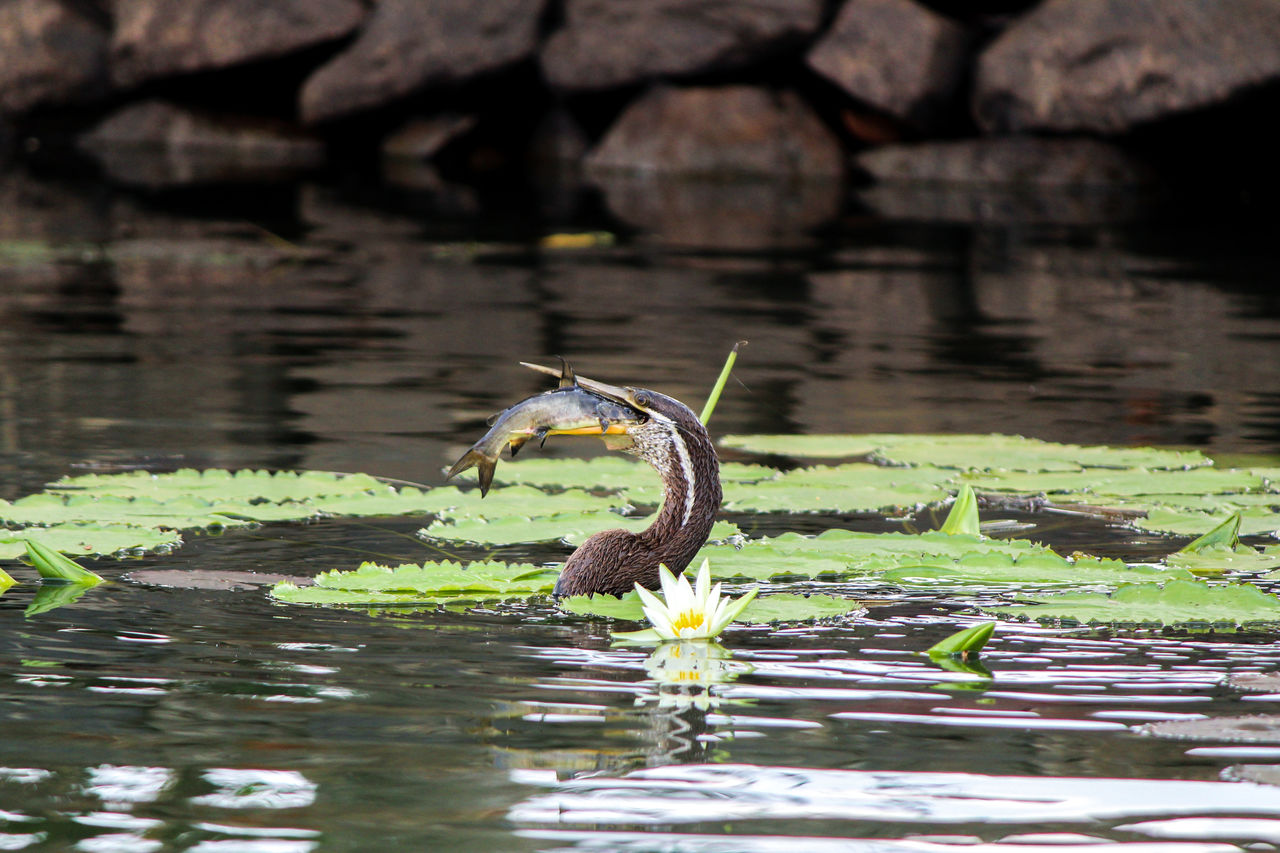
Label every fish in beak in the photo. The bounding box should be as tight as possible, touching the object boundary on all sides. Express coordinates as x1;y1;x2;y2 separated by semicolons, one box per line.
447;359;646;495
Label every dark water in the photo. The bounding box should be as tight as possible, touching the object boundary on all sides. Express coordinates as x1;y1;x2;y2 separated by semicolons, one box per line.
3;165;1280;851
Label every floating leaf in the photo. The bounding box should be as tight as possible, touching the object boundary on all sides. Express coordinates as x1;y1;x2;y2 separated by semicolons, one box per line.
566;589;861;625
50;468;387;502
561;591;647;620
0;523;182;560
926;622;996;657
696;528;1047;582
720;433;1208;471
1131;506;1280;538
465;456;774;494
721;463;955;513
270;560;558;606
23;539;106;585
420;510;638;545
0;493;307;529
736;593;863;623
938;484;980;536
882;554;1189;590
566;519;741;547
981;579;1280;627
967;467;1264;497
1165;514;1280;575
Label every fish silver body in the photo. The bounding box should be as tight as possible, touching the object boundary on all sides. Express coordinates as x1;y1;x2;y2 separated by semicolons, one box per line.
447;385;645;495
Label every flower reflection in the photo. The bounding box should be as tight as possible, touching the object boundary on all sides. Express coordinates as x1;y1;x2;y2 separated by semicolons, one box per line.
640;639;749;711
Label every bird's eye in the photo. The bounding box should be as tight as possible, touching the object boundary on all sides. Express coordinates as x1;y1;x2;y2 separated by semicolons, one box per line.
632;391;653;408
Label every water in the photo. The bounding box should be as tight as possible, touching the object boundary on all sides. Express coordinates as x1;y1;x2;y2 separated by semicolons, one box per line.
3;165;1280;851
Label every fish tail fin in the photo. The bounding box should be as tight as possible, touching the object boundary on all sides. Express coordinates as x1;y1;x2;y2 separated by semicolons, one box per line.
447;450;496;497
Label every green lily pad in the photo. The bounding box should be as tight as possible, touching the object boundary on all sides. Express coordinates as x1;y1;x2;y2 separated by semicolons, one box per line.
455;456;774;494
696;527;1048;582
419;510;639;545
270;559;558;606
562;589;862;624
739;593;863;623
1;523;183;560
981;579;1280;627
720;433;1208;471
967;467;1264;497
23;539;105;585
938;484;980;536
882;553;1189;589
721;463;955;513
1132;506;1280;538
50;468;388;502
0;493;310;529
1165;514;1280;575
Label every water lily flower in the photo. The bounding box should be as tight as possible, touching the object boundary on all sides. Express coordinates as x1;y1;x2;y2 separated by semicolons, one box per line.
612;559;758;644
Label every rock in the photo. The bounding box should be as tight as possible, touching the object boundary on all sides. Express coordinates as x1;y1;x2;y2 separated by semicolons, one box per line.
975;0;1280;134
109;0;366;88
586;86;843;179
542;0;823;91
0;0;108;115
79;99;325;187
591;173;841;250
807;0;970;130
300;0;545;124
856;137;1152;186
381;114;477;160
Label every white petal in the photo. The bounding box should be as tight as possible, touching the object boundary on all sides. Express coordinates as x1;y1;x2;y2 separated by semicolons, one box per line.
658;564;680;603
694;559;711;601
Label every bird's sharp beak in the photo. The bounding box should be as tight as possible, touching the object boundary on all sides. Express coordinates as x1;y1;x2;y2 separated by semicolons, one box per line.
544;422;632;436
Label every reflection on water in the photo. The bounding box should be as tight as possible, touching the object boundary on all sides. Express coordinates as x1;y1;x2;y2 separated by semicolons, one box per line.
3;162;1280;850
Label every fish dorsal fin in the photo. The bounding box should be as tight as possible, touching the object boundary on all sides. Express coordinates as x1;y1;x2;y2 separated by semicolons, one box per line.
556;355;577;388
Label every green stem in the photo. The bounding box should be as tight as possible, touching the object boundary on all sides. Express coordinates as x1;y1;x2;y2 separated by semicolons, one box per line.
699;341;746;425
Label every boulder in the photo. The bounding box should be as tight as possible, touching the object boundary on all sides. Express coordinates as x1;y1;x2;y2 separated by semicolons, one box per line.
300;0;545;124
542;0;824;91
585;86;843;179
856;137;1153;186
975;0;1280;133
807;0;969;130
0;0;108;115
109;0;366;88
79;99;325;187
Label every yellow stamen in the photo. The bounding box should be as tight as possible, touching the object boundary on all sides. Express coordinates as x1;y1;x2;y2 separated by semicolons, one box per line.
671;610;704;632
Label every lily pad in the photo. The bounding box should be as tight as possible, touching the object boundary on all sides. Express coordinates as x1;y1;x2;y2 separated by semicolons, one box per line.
1;523;183;560
420;510;638;545
721;463;955;513
966;467;1264;497
50;468;388;502
1165;514;1280;575
882;553;1188;590
456;456;774;494
720;433;1208;471
696;528;1049;582
981;579;1280;627
562;589;862;624
270;560;558;606
1132;506;1280;538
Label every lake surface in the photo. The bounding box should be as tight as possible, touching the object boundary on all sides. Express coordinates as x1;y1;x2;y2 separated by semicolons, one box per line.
3;164;1280;852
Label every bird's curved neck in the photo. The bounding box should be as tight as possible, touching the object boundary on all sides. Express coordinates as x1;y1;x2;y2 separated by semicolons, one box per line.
630;420;722;573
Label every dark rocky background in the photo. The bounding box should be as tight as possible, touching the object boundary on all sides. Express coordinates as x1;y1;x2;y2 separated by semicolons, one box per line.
3;0;1279;199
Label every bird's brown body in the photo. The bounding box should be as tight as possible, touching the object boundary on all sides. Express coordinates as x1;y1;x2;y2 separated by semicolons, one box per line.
448;363;723;599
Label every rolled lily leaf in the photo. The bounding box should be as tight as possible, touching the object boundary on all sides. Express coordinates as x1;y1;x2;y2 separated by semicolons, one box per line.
23;538;106;586
938;484;980;536
926;621;996;658
0;566;15;591
1181;513;1243;552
